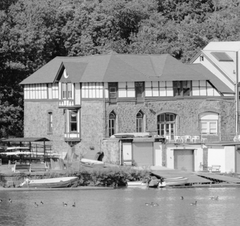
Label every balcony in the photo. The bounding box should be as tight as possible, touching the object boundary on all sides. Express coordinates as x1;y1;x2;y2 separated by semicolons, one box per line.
64;132;81;142
165;135;207;144
59;99;79;108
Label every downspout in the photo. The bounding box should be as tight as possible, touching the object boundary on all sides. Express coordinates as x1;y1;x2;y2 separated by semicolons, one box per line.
235;51;239;174
103;82;107;138
235;51;239;136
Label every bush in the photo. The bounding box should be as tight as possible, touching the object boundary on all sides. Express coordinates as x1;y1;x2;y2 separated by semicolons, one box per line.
0;165;151;188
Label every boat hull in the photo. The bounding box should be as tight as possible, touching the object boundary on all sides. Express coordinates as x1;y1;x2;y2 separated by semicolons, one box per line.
127;181;148;187
159;177;188;188
20;177;78;188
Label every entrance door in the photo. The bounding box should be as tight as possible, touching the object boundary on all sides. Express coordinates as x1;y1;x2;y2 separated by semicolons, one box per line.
174;149;194;171
122;142;132;165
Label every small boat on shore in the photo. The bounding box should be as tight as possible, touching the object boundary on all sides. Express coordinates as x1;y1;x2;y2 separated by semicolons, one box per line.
127;181;148;188
127;177;188;188
20;177;78;188
158;177;188;188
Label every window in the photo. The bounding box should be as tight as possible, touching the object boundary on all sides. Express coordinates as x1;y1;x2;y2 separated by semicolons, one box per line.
200;112;218;135
62;83;72;99
48;112;53;133
109;83;118;104
136;111;144;132
109;111;116;136
157;113;176;140
70;110;78;132
67;83;72;99
62;83;67;99
173;81;191;97
135;82;144;102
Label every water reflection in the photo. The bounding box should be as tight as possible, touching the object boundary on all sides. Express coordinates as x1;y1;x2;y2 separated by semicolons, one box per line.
1;187;240;226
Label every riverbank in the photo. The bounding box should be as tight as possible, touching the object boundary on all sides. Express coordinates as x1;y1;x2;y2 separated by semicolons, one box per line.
0;163;150;188
0;186;116;191
1;163;240;189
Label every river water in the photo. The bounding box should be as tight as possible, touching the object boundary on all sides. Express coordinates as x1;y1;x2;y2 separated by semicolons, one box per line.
0;186;240;226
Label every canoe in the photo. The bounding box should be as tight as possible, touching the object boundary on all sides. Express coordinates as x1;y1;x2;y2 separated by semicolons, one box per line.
127;181;148;187
20;176;78;188
158;177;188;188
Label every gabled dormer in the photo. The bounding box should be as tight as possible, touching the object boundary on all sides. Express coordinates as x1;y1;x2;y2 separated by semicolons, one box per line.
55;62;87;108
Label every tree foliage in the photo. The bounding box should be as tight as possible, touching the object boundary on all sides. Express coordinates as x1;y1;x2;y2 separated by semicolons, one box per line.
1;0;240;138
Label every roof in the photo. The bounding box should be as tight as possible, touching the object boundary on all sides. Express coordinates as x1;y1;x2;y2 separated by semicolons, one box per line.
20;53;208;84
2;137;51;142
206;141;240;146
189;64;234;93
204;41;240;52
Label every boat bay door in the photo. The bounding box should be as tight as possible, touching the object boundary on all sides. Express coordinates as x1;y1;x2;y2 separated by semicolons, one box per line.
174;149;194;171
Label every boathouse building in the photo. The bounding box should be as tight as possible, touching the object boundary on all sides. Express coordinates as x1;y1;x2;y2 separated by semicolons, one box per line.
20;42;240;173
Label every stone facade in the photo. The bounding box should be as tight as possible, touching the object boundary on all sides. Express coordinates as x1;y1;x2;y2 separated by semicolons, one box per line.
106;98;235;142
24;100;106;159
24;96;235;163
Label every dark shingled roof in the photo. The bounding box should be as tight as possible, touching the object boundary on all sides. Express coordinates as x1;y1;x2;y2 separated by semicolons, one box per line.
20;53;208;85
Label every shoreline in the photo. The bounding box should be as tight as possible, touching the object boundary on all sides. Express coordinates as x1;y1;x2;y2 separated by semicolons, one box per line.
0;186;115;191
1;182;240;192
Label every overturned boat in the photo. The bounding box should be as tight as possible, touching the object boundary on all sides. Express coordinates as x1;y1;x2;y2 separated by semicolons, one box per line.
20;176;78;188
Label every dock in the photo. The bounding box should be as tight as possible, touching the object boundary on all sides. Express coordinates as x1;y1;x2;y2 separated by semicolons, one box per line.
196;172;240;184
150;166;240;187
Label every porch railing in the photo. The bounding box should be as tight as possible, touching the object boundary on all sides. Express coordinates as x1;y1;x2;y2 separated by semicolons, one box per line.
165;135;207;143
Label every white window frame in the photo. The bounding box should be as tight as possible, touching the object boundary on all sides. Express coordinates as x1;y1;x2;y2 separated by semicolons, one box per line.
136;111;144;132
157;113;177;140
200;112;218;135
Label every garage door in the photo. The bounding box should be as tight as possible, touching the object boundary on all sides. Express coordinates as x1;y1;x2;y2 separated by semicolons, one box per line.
133;142;153;167
174;149;194;171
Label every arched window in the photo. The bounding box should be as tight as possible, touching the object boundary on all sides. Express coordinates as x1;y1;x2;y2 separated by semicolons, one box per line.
109;111;116;136
136;111;144;132
200;112;218;135
157;113;176;140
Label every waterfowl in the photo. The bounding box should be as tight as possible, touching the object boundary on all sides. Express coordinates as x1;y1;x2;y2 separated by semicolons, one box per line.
72;202;76;207
190;201;197;206
145;202;159;207
63;202;67;207
151;202;159;207
8;199;12;203
0;199;2;203
34;202;38;207
210;196;219;201
40;201;44;204
180;196;184;200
